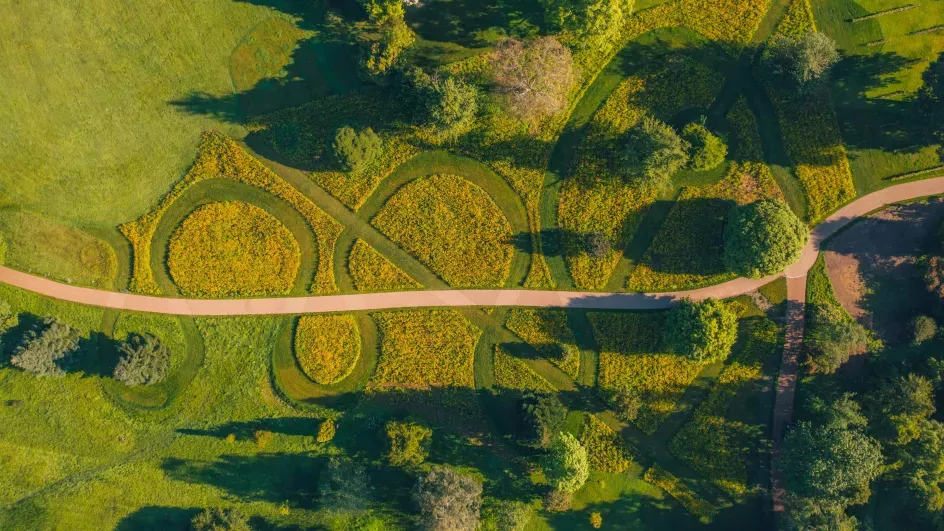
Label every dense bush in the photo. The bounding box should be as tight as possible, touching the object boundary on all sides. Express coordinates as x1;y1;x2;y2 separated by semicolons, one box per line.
763;31;839;97
543;433;589;494
333;126;383;173
415;465;483;531
805;308;867;374
723;199;808;278
542;489;572;512
622;117;690;190
294;315;361;385
362;6;415;80
404;68;480;141
663;298;738;363
490;37;574;126
386;420;433;466
480;500;532;531
520;392;567;448
113;333;170;387
682;122;727;171
912;315;937;345
11;317;81;377
537;0;633;40
611;389;641;421
317;419;337;444
168;201;300;298
191;507;252;531
0;298;18;333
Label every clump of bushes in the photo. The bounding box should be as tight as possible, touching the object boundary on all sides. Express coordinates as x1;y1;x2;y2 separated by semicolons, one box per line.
191;507;252;531
113;333;170;386
480;500;532;531
723;199;808;278
663;298;738;363
317;419;337;444
333;126;383;174
11;317;81;377
623;116;690;190
520;392;566;448
682;122;727;171
386;420;432;466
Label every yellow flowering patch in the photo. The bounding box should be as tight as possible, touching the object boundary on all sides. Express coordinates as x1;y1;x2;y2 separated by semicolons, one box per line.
167;202;300;297
580;414;633;473
589;312;708;434
678;0;771;48
493;345;556;393
643;465;718;521
120;132;341;295
369;310;480;391
505;308;580;378
312;135;420;210
348;238;420;292
293;315;361;385
669;317;782;497
372;174;514;288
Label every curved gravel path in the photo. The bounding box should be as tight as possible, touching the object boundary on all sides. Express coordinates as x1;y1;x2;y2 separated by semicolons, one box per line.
1;177;942;316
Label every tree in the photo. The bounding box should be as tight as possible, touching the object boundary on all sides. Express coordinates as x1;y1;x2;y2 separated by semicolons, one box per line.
415;465;483;531
780;420;882;506
333;126;383;173
764;31;840;97
386;420;432;466
543;433;589;494
663;298;738;363
520;392;566;448
583;231;610;258
622;117;690;190
491;37;575;127
925;255;944;299
805;313;867;374
611;389;641;421
542;489;572;512
896;419;944;516
361;0;405;24
480;500;532;531
537;0;633;40
723;199;808;278
917;52;943;155
872;374;936;445
782;495;859;531
682;122;727;171
0;297;17;333
362;2;416;80
11;317;80;377
912;315;937;345
191;507;252;531
113;333;170;386
319;457;372;512
403;69;479;141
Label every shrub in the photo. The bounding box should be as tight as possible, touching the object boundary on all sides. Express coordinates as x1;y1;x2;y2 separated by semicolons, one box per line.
912;315;937;345
0;298;18;333
490;37;575;126
317;420;337;444
543;433;589;494
538;0;633;40
520;392;567;448
11;317;81;377
319;457;371;512
580;414;633;473
584;231;610;258
113;333;170;386
925;255;944;299
191;508;252;531
333;126;383;173
372;174;514;288
723;199;808;278
294;315;361;385
682;122;727;171
663;298;738;363
542;489;572;512
622;117;690;190
254;430;274;450
415;465;483;531
480;500;532;531
405;69;480;142
764;31;839;97
590;512;603;529
386;420;433;466
167;201;301;298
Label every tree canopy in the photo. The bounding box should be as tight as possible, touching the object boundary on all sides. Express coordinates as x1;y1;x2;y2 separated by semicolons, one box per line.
11;317;81;377
537;0;633;40
190;507;252;531
404;68;479;141
723;199;808;278
682;122;727;172
387;420;432;466
543;432;589;494
415;465;483;531
114;333;170;386
663;298;738;363
764;31;840;97
333;126;383;174
490;37;575;127
520;392;566;448
622;117;690;190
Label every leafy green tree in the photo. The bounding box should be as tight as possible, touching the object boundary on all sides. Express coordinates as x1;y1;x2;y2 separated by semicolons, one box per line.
191;507;252;531
917;52;943;155
415;465;483;531
543;433;589;494
895;419;944;516
386;420;432;466
0;298;17;333
682;122;727;171
782;495;859;531
113;333;170;386
362;2;415;81
723;199;808;278
780;418;882;506
361;0;405;24
491;37;575;127
663;298;738;363
912;315;937;345
520;392;566;448
764;31;840;97
622;117;690;190
11;317;81;377
805;312;867;374
333;126;383;174
537;0;633;40
319;457;372;512
404;69;479;141
480;499;532;531
542;489;572;512
871;374;936;445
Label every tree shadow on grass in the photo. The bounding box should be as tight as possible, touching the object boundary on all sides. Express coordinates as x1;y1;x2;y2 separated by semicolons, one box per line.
113;506;199;531
406;0;543;47
177;417;323;442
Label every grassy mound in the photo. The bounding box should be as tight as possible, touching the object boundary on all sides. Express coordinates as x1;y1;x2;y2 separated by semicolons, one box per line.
348;238;421;292
293;315;361;385
168;201;300;297
372;174;514;288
